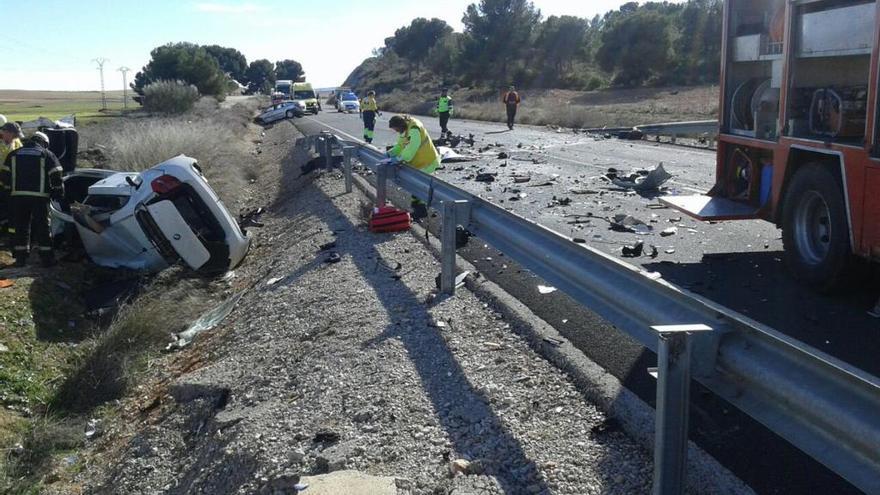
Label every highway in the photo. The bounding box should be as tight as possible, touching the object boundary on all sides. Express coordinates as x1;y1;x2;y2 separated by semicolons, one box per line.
294;109;874;494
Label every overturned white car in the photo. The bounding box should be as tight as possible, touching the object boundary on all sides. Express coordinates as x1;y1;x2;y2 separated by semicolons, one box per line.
51;155;250;274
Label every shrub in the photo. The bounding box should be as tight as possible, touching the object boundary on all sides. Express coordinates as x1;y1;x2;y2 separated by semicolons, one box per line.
586;77;603;91
143;80;200;114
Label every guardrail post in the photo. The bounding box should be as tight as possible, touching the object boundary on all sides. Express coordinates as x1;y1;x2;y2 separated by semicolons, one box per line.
376;161;388;207
324;136;334;169
651;324;712;495
441;200;469;294
343;146;355;193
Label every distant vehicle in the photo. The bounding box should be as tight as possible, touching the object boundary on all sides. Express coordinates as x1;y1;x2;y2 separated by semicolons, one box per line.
336;92;360;113
332;86;352;107
293;82;320;114
255;100;305;124
50;155;250;274
275;80;293;99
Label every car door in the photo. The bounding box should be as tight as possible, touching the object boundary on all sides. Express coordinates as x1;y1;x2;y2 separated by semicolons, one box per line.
144;200;211;269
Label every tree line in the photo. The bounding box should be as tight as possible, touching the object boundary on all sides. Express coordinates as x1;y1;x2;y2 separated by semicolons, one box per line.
131;43;305;99
370;0;722;90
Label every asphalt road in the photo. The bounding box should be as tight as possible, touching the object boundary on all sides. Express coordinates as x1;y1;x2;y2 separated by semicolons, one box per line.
293;109;873;494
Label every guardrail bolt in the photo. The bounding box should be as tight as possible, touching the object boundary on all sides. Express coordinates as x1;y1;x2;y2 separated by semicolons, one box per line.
651;324;712;495
343;146;355;193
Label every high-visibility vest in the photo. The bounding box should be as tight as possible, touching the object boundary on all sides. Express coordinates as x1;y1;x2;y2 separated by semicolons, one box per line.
0;138;22;167
402;117;439;171
362;96;378;112
438;96;453;113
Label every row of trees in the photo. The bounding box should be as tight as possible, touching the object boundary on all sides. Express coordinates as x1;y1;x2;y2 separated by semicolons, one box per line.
369;0;722;89
132;43;306;99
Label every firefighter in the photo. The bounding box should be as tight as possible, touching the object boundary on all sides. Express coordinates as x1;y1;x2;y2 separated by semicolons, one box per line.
503;85;521;130
1;131;64;267
360;90;380;143
387;115;440;220
0;121;23;165
437;88;454;136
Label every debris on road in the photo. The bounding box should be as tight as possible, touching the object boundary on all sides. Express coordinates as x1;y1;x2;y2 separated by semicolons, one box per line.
437;146;473;163
266;277;284;286
622;241;645;258
512;175;531;183
611;163;672;191
0;279;14;289
610;214;652;234
569;188;599;195
547;196;572;208
325;252;342;264
167;291;245;351
475;172;497;183
660;227;678;237
538;285;557;294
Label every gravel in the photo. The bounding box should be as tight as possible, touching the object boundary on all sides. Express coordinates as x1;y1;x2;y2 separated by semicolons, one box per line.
76;120;655;494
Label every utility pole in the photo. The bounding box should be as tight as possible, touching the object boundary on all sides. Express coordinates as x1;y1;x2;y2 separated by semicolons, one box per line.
93;58;108;111
117;66;130;110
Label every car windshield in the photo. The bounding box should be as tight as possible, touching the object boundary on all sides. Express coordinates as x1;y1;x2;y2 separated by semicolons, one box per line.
342;94;358;101
294;90;315;99
277;87;291;95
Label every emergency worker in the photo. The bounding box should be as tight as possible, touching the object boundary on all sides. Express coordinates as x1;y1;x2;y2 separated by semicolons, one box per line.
437;88;454;136
1;131;64;267
502;85;521;130
387;115;440;220
0;121;24;239
360;90;380;143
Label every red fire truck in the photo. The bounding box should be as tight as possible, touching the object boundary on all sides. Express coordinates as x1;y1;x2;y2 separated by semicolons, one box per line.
662;0;880;291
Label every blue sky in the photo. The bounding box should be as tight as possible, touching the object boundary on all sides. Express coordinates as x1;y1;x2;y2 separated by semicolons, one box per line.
0;0;683;91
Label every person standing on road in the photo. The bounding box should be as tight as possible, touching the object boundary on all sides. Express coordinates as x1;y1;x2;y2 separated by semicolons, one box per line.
387;115;440;220
1;132;64;267
360;91;380;144
437;88;454;137
503;85;521;130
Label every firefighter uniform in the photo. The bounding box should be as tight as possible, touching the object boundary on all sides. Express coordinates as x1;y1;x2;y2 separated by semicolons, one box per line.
1;138;64;266
437;93;454;135
361;93;379;143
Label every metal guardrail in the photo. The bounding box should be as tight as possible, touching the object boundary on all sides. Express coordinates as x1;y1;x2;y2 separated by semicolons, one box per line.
312;133;880;495
634;120;718;137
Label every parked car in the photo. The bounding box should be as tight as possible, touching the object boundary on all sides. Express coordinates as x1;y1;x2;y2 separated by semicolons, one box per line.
336;92;360;113
256;100;305;124
50;155;250;274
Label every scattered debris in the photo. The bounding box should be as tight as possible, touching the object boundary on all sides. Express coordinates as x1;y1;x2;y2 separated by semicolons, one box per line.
547;196;572;208
612;163;672;191
266;277;284;286
569;188;599;195
0;279;14;289
572;238;587;244
167;291;246;351
538;285;557;294
610;214;652;234
475;173;497;183
660;227;677;237
437;146;473;163
85;418;103;440
622;241;644;258
239;207;266;231
449;459;471;477
325;252;342;264
319;240;338;251
665;248;676;254
513;175;531;183
497;152;509;159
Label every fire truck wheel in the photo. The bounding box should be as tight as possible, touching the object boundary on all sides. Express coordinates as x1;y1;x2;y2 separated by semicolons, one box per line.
781;164;854;292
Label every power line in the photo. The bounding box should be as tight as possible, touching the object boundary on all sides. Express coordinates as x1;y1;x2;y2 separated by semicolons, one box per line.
92;58;109;110
118;66;131;110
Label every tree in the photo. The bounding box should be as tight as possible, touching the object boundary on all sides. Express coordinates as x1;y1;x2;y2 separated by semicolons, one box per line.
428;33;464;81
131;43;227;99
203;45;248;82
595;11;672;86
675;0;722;84
461;0;542;83
246;59;276;94
275;59;304;81
390;18;453;72
536;16;589;75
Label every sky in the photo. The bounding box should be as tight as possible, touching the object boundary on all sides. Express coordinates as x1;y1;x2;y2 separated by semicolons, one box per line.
0;0;684;92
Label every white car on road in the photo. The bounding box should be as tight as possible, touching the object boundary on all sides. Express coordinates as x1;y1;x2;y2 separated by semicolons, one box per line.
256;100;305;124
51;155;250;274
336;93;360;113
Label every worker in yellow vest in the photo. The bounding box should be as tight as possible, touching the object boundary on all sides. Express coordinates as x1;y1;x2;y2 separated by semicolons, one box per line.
437;88;454;137
387;115;440;219
360;91;380;144
0;120;24;240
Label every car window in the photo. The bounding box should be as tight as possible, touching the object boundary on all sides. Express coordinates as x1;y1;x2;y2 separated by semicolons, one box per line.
342;94;358;101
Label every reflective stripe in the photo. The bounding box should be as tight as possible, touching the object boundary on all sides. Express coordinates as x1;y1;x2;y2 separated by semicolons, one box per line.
0;166;9;172
37;246;53;252
13;246;28;251
10;156;15;191
40;157;45;194
49;166;62;174
11;191;50;198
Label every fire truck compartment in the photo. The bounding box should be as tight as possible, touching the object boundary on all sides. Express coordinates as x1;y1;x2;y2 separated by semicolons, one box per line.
659;195;761;221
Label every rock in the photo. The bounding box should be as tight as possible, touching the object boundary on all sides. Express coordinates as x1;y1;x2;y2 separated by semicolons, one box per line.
352;409;373;423
289;448;306;463
316;441;356;473
449;458;471;477
298;470;401;495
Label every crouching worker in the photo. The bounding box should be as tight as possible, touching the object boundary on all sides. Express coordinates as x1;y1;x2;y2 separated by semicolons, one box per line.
1;132;64;267
387;115;440;220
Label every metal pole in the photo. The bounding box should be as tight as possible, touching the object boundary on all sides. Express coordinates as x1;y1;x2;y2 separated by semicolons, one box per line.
376;162;388;207
651;324;712;495
93;58;108;111
118;66;130;111
343;146;354;193
324;136;333;170
441;200;458;294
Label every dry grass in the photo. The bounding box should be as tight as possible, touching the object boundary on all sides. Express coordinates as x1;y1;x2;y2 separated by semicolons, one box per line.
0;89;130;124
78;97;262;213
379;85;719;128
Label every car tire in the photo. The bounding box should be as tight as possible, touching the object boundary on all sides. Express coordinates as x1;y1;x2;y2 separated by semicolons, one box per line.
781;164;856;292
286;110;294;118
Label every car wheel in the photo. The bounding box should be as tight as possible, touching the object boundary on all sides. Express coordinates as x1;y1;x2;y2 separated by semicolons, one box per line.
286;110;294;118
781;164;856;292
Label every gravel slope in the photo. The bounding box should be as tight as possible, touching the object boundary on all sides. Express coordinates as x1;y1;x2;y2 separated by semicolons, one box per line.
75;120;659;495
